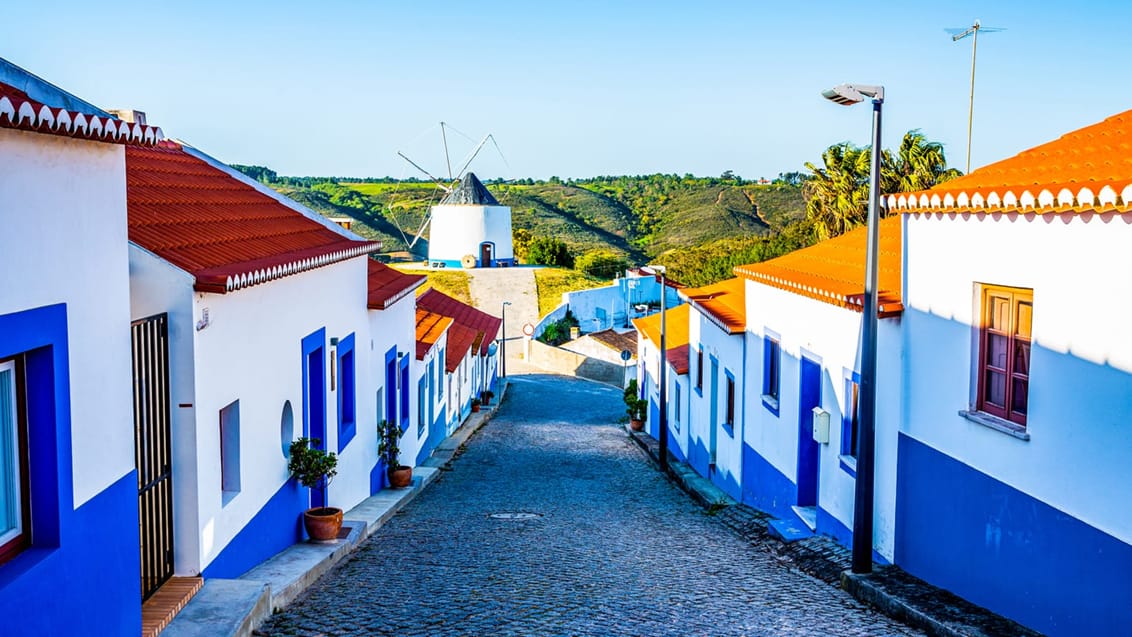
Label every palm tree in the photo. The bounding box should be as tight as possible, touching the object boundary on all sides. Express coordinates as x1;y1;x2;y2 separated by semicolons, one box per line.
803;142;872;241
883;130;964;193
803;131;962;240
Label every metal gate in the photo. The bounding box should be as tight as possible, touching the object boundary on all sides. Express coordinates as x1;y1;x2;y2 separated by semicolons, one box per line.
132;313;174;600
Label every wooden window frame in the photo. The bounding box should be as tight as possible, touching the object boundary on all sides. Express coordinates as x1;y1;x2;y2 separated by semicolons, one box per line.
0;356;30;566
977;285;1032;427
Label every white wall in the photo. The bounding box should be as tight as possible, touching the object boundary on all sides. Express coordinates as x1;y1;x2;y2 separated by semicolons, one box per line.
742;280;902;559
0;129;135;507
688;309;745;490
428;204;513;263
368;293;415;431
190;257;372;570
903;212;1132;542
128;246;201;573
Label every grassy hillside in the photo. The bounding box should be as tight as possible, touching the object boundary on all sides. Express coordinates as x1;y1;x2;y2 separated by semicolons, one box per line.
533;268;610;317
229;166;808;284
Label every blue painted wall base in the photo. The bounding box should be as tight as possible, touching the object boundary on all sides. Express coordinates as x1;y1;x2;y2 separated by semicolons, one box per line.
202;478;306;578
896;433;1132;636
740;442;798;521
0;471;142;636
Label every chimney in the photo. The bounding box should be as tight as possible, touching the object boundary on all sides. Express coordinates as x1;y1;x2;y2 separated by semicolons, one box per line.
108;109;146;125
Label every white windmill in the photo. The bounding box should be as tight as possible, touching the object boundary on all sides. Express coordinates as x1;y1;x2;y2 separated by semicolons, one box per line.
387;123;514;269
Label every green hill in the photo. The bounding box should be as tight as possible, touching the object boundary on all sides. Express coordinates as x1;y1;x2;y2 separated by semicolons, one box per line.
228;166;807;277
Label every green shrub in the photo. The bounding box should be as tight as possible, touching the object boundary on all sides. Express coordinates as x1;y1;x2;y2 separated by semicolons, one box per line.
574;249;628;278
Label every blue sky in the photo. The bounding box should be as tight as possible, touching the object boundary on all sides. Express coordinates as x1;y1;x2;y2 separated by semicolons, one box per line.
4;0;1130;181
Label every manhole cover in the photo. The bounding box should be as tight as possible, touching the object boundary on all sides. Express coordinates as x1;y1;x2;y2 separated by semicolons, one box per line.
488;512;543;520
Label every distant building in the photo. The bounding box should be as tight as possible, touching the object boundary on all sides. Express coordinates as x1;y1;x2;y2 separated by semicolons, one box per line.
427;173;514;268
633;304;691;447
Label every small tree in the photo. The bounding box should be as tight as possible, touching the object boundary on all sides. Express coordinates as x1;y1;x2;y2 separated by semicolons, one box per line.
288;438;338;489
623;379;648;421
377;420;405;470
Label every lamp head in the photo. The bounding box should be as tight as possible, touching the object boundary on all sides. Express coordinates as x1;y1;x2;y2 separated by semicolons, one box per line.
822;83;884;106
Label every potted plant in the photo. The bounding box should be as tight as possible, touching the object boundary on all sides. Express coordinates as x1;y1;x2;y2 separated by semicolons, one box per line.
471;397;482;413
481;389;495;406
378;419;412;488
624;379;647;431
288;437;342;542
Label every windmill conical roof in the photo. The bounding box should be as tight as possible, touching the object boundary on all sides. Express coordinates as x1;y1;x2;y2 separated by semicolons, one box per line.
440;172;499;205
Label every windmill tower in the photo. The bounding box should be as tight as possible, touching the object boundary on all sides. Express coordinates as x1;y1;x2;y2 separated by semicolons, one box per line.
427;172;514;268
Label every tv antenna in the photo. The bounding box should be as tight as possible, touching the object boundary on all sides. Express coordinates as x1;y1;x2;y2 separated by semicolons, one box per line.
386;122;509;252
946;19;1006;173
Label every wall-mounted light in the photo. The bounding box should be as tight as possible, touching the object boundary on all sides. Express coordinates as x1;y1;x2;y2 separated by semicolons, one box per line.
330;337;339;391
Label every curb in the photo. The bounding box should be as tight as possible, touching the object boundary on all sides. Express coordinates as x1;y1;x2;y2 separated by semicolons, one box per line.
624;427;1038;637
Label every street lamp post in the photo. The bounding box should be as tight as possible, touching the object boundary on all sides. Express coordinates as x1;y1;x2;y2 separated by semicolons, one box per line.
501;301;512;378
644;264;669;474
822;82;883;575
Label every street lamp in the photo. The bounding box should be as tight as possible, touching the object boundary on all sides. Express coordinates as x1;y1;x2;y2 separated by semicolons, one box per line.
822;82;883;575
501;301;512;378
642;264;669;474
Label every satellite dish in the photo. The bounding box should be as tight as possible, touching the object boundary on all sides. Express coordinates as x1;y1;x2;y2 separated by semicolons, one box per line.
461;254;477;269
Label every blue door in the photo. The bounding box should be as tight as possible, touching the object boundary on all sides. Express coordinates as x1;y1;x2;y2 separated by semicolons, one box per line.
796;356;821;507
305;344;327;508
385;348;397;430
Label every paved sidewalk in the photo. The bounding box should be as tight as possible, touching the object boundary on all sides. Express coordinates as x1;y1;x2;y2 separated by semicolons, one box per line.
162;382;509;637
626;430;1042;637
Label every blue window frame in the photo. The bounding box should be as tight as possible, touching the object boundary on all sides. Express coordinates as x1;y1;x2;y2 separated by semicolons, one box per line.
694;347;704;394
417;375;427;437
761;330;781;416
399;355;410;432
840;369;861;477
723;368;736;435
0;304;71;572
673;382;681;432
384;347;397;429
337;333;356;453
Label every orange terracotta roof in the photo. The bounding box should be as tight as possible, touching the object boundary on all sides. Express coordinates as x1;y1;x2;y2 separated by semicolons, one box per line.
681;277;746;334
587;329;638;355
889;108;1132;215
0;81;163;146
734;216;903;317
444;323;479;373
368;261;426;310
127;143;378;293
415;309;452;360
633;304;692;372
417;289;501;356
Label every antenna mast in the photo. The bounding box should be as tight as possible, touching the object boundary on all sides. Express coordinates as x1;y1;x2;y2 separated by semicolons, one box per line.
947;19;1005;173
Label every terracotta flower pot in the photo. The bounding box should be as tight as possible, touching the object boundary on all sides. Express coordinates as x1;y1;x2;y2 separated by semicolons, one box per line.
629;419;644;432
389;465;413;488
303;506;343;543
472;403;481;413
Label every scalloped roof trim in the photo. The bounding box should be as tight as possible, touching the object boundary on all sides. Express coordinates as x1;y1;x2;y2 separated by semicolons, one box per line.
0;87;163;146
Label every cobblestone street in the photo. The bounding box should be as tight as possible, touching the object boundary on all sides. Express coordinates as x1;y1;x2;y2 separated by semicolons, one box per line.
262;375;921;636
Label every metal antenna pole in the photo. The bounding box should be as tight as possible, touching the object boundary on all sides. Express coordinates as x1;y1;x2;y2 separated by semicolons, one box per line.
966;24;979;174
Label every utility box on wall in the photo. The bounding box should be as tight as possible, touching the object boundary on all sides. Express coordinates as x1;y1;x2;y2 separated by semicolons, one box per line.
812;407;830;444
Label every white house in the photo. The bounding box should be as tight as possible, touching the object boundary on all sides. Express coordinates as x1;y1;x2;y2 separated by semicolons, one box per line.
885;109;1132;636
367;260;427;491
733;217;903;555
633;304;691;457
416;288;502;438
411;308;451;468
681;278;746;500
427;173;514;268
0;61;164;634
125;140;380;582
